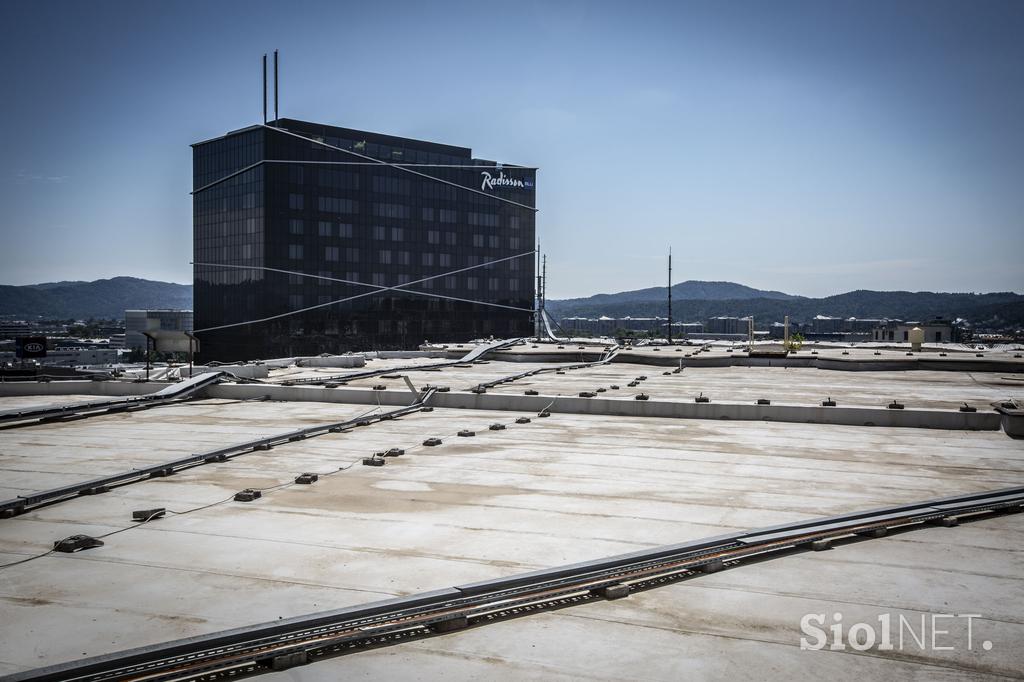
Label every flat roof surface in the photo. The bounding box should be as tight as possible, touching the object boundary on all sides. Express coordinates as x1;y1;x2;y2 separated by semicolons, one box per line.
1;378;1022;678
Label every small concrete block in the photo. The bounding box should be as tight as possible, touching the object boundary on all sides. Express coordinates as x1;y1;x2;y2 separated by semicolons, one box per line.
53;535;104;553
234;489;262;502
515;417;531;424
294;473;318;484
488;423;506;431
596;584;630;600
701;559;725;573
856;528;887;538
635;393;650;401
458;430;475;437
132;508;166;522
810;539;832;551
362;457;385;467
430;616;469;633
422;438;443;446
269;651;308;671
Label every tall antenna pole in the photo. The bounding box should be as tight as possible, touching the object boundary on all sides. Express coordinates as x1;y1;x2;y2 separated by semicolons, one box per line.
273;49;279;125
535;244;542;340
541;253;547;333
667;247;673;344
262;54;268;125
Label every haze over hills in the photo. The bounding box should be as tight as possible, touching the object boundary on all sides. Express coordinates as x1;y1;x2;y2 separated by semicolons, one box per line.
0;277;192;319
547;282;1024;328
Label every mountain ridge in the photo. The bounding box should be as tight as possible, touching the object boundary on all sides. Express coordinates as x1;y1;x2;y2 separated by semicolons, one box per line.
0;277;193;319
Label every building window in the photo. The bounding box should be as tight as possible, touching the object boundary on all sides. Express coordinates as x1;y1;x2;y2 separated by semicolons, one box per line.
373;203;409;219
427;230;440;244
439;209;457;223
325;246;340;262
509;278;519;291
372;273;386;286
288;294;304;309
288;193;304;210
509;237;520;249
345;271;359;282
489;235;500;248
379;250;392;265
373;225;387;240
339;223;353;238
318;221;332;237
289;218;304;235
391;227;404;241
345;247;359;262
444;232;457;246
439;253;452;267
445;276;456;290
489;277;499;291
473;234;484;248
422;207;434;221
467;276;478;290
318;197;358;214
288;244;303;259
422;252;435;267
397;251;410;265
319;270;331;286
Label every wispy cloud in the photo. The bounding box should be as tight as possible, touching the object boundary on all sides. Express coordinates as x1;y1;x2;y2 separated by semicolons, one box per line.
15;170;69;184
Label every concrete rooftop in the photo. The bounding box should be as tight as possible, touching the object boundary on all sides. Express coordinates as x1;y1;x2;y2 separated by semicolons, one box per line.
0;345;1022;679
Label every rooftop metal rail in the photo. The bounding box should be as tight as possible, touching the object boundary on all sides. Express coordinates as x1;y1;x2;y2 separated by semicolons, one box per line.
0;388;437;519
279;337;524;386
8;485;1020;682
471;344;619;390
0;371;229;428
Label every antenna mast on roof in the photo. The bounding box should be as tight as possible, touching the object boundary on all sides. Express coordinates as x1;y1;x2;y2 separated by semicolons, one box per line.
273;49;279;125
667;247;673;345
262;54;268;125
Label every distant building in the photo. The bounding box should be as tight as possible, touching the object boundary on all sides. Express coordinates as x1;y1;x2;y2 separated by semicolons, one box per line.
192;118;536;361
559;317;704;337
125;310;194;351
0;347;119;367
705;316;747;335
872;319;955;343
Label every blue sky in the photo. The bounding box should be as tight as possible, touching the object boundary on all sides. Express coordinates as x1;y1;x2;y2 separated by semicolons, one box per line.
1;0;1021;298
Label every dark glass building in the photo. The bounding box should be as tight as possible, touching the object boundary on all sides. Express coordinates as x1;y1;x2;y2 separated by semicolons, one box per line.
192;119;537;361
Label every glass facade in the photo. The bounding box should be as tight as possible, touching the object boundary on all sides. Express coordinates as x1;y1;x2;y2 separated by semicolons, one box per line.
193;119;536;360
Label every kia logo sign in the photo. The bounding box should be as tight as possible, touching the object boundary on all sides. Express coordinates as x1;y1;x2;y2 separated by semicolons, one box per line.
16;336;48;359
